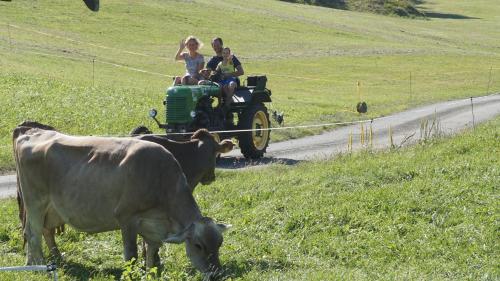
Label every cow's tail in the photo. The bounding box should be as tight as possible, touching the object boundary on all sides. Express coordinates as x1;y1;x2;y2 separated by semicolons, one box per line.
12;127;27;249
16;181;27;250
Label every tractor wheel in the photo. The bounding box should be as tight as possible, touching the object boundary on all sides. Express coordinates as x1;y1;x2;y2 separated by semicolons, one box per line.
238;103;270;159
130;125;152;135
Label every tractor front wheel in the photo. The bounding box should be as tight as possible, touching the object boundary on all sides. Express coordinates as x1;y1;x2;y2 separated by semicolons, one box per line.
238;103;270;159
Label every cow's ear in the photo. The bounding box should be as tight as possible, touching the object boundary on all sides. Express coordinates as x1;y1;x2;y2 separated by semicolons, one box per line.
164;227;190;244
216;223;232;233
217;140;234;154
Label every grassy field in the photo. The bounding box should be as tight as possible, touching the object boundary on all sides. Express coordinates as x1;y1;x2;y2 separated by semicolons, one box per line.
0;117;498;280
0;0;500;170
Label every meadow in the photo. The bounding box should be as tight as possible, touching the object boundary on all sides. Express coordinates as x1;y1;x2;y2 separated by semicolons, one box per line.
0;116;498;280
1;0;500;170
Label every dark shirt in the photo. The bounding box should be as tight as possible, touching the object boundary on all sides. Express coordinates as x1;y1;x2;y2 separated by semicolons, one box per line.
206;55;242;71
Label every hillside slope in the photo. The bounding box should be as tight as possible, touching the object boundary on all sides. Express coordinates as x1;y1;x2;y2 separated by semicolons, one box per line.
0;0;499;170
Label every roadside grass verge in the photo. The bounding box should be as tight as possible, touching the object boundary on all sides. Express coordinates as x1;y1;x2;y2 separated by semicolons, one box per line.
0;117;498;280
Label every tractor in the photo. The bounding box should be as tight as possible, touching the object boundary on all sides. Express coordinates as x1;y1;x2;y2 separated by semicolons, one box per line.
133;76;274;159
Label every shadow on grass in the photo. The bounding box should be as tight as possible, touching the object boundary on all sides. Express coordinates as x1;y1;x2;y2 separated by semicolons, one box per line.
60;260;121;281
423;11;480;19
414;1;479;20
217;156;302;169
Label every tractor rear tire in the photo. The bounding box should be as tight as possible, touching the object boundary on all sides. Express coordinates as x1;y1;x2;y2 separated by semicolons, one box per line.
238;103;270;159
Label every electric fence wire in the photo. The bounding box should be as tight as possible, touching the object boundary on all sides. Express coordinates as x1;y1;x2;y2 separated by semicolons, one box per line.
58;93;497;137
4;23;164;59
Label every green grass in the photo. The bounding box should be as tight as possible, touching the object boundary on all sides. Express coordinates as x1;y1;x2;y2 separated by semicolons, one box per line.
0;117;498;280
1;0;500;170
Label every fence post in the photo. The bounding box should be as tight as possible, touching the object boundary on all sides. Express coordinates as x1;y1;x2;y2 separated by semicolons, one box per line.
389;125;394;148
369;119;373;149
92;57;95;87
486;66;492;95
7;23;12;50
409;71;412;103
470;97;475;129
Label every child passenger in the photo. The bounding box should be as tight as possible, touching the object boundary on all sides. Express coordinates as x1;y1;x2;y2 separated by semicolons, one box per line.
216;47;238;109
174;36;204;85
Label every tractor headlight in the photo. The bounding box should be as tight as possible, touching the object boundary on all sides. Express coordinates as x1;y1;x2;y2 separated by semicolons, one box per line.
149;109;158;118
190;111;196;118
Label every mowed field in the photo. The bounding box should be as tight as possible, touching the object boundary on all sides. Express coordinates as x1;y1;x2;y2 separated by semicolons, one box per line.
0;0;500;170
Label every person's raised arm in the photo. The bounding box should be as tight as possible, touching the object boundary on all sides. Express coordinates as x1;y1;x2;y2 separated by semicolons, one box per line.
174;39;186;61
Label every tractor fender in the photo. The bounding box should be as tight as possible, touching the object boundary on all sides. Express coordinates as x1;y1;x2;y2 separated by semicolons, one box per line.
250;89;272;104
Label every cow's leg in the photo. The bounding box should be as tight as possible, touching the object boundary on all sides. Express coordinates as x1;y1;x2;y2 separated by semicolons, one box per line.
43;209;64;260
43;227;61;260
120;225;138;261
143;239;161;269
141;239;147;261
24;213;45;265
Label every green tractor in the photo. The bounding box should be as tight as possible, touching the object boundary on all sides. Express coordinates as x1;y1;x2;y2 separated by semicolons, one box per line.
135;76;274;159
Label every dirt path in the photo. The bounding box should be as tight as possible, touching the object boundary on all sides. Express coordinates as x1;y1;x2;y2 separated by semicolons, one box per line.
217;94;500;168
1;94;499;198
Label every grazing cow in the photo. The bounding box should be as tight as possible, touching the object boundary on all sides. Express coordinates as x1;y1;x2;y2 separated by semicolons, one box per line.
15;122;234;265
135;130;234;264
13;127;229;274
135;130;234;192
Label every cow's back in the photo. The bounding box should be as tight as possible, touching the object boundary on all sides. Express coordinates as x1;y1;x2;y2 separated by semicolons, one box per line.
16;131;193;233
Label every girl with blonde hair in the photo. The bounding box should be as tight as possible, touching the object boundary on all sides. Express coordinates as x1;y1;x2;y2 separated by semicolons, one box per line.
174;35;205;85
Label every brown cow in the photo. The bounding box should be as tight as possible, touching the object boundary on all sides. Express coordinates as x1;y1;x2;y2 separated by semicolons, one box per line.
13;127;229;275
14;122;234;265
135;130;234;192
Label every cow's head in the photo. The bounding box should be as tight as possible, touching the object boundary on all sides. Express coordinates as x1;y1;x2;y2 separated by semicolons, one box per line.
165;217;230;276
191;129;234;185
